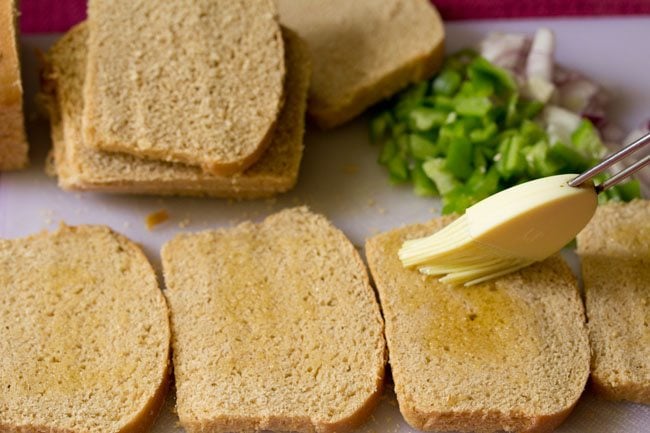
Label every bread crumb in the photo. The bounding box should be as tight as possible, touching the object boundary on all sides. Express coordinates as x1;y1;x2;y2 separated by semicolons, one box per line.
145;210;169;230
378;207;387;215
342;163;359;174
178;218;191;229
122;221;131;229
367;198;376;207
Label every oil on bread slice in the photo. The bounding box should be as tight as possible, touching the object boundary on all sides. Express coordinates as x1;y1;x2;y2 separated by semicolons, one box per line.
0;0;28;170
0;224;170;433
83;0;285;175
366;216;590;433
577;200;650;404
278;0;444;129
44;22;308;199
162;207;386;433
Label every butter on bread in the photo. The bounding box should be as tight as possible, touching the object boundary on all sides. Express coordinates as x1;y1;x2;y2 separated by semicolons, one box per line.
0;224;170;433
366;216;590;433
0;0;28;170
162;207;386;433
83;0;286;175
278;0;444;129
577;199;650;404
44;22;309;199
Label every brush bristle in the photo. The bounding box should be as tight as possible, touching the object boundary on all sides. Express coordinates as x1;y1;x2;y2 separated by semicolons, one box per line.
398;216;534;286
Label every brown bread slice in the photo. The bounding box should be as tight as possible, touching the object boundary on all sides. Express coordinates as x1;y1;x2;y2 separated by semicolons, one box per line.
366;216;590;433
162;207;386;433
0;225;170;433
83;0;285;175
576;199;650;404
278;0;444;129
0;0;28;170
43;23;308;199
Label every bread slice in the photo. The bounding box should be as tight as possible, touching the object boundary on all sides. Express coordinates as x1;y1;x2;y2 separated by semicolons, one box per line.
278;0;444;129
83;0;286;175
43;22;309;199
0;224;170;433
162;207;386;433
366;216;590;433
0;0;28;170
576;200;650;404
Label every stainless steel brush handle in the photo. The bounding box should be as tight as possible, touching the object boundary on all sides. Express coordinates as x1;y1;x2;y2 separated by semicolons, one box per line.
568;132;650;193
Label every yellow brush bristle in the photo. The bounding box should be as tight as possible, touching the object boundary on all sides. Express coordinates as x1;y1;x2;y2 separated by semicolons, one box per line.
398;215;533;286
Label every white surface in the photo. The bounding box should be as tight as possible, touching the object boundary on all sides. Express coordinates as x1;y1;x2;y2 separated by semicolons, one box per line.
2;18;649;433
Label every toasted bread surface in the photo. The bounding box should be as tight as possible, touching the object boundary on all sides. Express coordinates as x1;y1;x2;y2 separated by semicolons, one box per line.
576;200;650;404
83;0;285;174
44;23;308;199
278;0;444;128
162;207;386;433
0;0;28;170
0;225;170;433
365;216;590;433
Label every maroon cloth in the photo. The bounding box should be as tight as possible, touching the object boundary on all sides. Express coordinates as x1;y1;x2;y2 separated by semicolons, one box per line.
19;0;650;33
435;0;650;20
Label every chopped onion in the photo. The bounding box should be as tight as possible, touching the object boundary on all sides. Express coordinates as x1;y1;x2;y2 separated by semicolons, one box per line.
479;32;531;79
541;105;582;145
526;28;555;82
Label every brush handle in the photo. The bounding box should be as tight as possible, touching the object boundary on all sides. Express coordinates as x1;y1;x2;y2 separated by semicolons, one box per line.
594;154;650;193
569;132;650;190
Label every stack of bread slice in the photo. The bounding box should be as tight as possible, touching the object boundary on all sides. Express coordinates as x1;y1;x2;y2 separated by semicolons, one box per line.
44;0;310;198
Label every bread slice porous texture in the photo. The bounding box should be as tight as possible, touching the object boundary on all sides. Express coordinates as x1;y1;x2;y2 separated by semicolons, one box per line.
278;0;444;129
576;199;650;404
0;224;170;433
83;0;286;175
365;216;590;433
44;22;309;199
162;207;386;433
0;0;28;170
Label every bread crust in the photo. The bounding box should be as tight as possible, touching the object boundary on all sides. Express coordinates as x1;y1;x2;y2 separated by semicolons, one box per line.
399;399;579;433
181;377;384;433
43;23;308;198
0;0;28;170
0;104;29;170
589;377;650;404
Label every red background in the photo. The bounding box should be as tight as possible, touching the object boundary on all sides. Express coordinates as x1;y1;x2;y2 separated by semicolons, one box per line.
19;0;650;33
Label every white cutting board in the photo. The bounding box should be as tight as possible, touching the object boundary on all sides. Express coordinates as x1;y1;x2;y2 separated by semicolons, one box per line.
2;18;649;433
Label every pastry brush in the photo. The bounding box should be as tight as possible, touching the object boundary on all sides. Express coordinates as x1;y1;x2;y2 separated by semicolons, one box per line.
399;132;650;286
